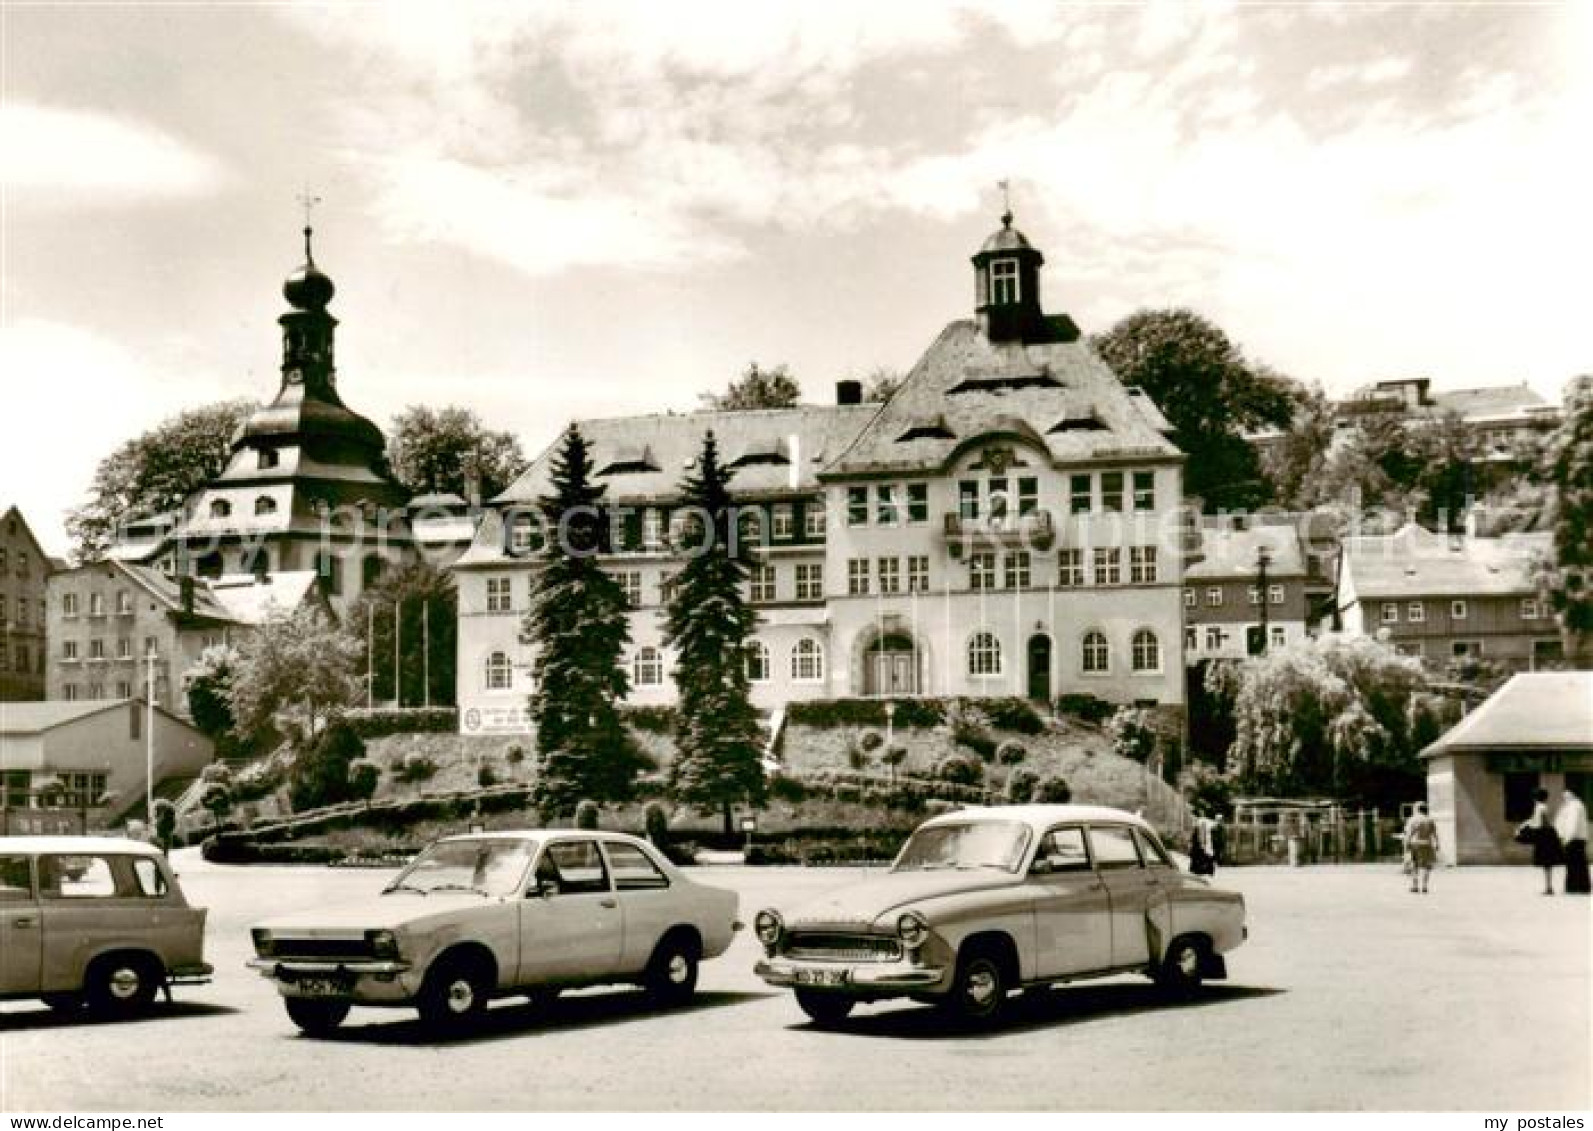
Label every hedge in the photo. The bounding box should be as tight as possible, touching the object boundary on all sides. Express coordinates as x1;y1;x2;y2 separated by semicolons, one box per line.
1053;693;1115;724
338;707;459;738
785;696;1044;731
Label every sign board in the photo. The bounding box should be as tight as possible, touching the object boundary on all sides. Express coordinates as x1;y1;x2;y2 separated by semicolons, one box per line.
461;706;533;736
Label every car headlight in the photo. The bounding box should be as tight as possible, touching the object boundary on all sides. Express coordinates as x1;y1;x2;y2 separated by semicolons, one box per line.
366;929;401;959
251;928;275;958
897;911;929;948
753;910;783;947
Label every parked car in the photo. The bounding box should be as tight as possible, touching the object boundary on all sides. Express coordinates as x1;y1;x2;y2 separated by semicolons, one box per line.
248;830;740;1035
753;804;1247;1026
0;836;212;1015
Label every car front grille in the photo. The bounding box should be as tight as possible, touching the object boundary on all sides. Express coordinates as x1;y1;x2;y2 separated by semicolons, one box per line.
785;932;902;963
268;937;375;961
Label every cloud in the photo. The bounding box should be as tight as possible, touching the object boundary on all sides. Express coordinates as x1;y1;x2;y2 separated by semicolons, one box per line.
0;103;227;205
1305;56;1414;94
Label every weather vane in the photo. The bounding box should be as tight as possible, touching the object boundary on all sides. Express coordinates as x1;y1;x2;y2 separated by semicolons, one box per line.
297;189;322;260
997;178;1012;224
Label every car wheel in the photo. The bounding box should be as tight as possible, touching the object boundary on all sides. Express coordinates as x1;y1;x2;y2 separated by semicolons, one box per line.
943;949;1008;1027
417;953;491;1031
1155;935;1208;997
86;954;159;1016
644;934;699;1008
794;989;855;1027
285;997;350;1036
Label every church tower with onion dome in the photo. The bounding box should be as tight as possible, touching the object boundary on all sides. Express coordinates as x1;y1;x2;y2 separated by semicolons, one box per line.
169;225;415;616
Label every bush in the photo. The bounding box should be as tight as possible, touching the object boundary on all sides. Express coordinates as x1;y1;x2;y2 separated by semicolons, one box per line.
846;744;867;771
288;720;367;812
339;707;458;739
858;730;885;753
996;740;1028;766
348;759;381;802
1007;767;1040;803
200;762;233;786
953;724;999;761
1179;762;1234;817
575;799;599;830
644;802;670;847
1055;693;1115;724
477;763;498;789
786;698;946;728
767;774;808;803
979;697;1044;735
1036;776;1072;804
393;754;439;784
936;755;985;787
505;743;526;765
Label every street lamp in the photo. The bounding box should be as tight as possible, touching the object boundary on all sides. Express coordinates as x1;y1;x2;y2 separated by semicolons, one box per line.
884;700;896;749
144;645;158;828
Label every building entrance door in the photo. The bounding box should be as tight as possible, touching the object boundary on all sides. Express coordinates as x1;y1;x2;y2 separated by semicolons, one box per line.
1027;634;1052;702
865;634;920;696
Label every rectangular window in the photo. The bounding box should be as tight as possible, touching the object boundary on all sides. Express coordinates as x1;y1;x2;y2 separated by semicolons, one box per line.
616;571;642;608
1408;602;1426;622
795;563;824;601
509;517;537;555
875;484;899;526
115;591;133;615
804;504;826;538
1058;550;1084;587
877;557;901;595
1100;471;1124;512
89;639;105;660
115;680;132;698
987;478;1009;522
1248;587;1262;606
1070;474;1092;514
1452;640;1481;658
847;559;870;596
1130;547;1158;584
907;483;929;524
771;505;793;540
1005;552;1031;590
117;638;132;659
62;640;79;661
990;258;1020;304
847;487;869;527
486;577;512;614
1185;627;1197;652
64;683;79;701
1132;470;1155;511
1451;599;1468;620
1270;625;1287;648
970;552;997;591
1183;588;1196;609
959;481;980;521
1205;626;1224;650
1269;584;1284;605
749;565;777;603
642;510;663;549
1520;597;1540;620
1017;477;1039;516
1093;548;1121;586
63;593;79;617
1381;603;1399;623
1207;588;1223;607
88;593;104;616
908;556;929;593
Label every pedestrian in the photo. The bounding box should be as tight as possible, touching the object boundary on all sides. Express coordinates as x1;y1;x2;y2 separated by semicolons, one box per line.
1520;788;1561;896
1555;787;1589;896
1402;802;1439;893
1189;814;1216;876
1211;814;1227;867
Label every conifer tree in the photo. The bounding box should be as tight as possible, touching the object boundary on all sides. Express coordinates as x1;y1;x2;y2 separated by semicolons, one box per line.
524;425;646;819
664;431;767;834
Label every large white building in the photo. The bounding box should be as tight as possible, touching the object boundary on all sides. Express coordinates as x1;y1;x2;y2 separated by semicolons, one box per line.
454;215;1190;735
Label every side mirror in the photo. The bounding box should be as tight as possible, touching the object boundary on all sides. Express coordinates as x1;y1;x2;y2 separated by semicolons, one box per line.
531;879;558;900
1029;858;1053;876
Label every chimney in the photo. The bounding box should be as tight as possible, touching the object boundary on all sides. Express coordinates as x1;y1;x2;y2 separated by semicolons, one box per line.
179;575;195;615
836;380;863;406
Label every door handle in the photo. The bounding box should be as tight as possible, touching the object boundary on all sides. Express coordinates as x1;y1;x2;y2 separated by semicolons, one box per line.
11;916;38;928
598;899;617;909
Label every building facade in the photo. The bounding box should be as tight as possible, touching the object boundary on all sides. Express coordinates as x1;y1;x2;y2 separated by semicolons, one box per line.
1336;524;1561;672
1183;522;1310;662
454;215;1189;734
0;506;52;701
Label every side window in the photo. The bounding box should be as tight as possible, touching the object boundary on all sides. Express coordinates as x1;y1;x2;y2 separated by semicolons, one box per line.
1087;826;1143;869
1134;828;1172;868
0;855;33;902
603;842;670;891
39;855;119;898
131;858;169;897
538;841;611;896
1035;827;1091;871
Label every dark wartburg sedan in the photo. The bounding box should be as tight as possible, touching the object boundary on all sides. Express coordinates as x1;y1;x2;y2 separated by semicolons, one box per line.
754;805;1246;1026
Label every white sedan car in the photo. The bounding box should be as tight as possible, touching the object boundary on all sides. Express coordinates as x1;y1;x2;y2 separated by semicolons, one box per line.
249;830;739;1035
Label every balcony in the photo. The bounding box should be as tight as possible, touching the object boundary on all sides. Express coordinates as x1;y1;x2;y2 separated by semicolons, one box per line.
942;509;1054;557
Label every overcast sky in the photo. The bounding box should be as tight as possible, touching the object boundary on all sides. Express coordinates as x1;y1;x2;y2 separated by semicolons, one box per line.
3;1;1588;556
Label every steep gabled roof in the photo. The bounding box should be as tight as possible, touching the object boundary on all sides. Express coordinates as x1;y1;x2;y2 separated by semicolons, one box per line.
1421;672;1593;756
825;321;1180;477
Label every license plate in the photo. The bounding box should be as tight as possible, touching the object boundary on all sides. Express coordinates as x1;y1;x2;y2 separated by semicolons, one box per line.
794;967;849;987
292;977;347;998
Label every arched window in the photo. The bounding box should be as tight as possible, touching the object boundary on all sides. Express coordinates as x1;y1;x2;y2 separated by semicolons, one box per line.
634;646;664;687
1082;630;1110;674
745;640;770;683
1132;629;1161;673
967;631;1002;677
484;652;512;691
791;638;824;682
209;499;232;519
254;496;278;516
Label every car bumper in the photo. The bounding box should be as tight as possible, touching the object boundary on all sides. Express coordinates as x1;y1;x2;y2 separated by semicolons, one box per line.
167;962;213;986
754;956;949;996
246;958;418;1004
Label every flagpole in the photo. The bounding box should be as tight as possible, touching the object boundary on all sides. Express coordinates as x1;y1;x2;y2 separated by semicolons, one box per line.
366;603;374;709
423;600;431;709
393;599;401;708
1013;579;1021;698
943;573;951;695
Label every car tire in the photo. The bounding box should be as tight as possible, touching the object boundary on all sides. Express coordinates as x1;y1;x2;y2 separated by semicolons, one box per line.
942;949;1009;1027
417;953;491;1031
86;954;160;1016
285;997;350;1036
794;989;855;1027
644;934;699;1008
1155;935;1208;997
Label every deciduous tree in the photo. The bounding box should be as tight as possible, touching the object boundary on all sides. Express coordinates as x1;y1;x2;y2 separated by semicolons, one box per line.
228;605;362;746
387;405;529;499
1535;377;1593;665
705;362;801;411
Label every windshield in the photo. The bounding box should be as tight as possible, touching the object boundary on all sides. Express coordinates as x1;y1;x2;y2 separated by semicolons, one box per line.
893;821;1031;873
387;838;535;897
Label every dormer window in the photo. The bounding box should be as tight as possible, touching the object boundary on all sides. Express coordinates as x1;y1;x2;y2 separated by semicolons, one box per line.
259;449;280;470
254;496;278;516
990;258;1020;304
210;500;232;519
